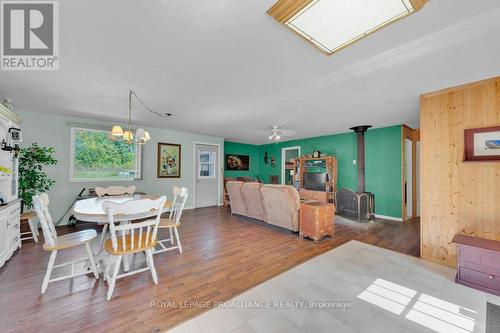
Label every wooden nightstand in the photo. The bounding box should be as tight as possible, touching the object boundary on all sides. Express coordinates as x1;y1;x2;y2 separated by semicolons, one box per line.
299;201;334;243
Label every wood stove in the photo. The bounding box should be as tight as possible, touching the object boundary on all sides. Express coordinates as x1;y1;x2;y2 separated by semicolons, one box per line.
336;125;375;222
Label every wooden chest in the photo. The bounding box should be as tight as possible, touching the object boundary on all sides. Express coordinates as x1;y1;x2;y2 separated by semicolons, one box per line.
452;234;500;296
299;201;334;243
299;189;333;203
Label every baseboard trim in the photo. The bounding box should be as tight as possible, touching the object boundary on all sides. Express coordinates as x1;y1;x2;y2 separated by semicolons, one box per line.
374;214;403;222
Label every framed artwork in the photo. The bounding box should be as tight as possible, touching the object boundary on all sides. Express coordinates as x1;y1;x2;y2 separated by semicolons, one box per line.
225;154;250;171
464;126;500;162
157;143;181;178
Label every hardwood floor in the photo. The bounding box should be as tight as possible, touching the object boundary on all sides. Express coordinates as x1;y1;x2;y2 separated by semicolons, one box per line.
0;207;419;333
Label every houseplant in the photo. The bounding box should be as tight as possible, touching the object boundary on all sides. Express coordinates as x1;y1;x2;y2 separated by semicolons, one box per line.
19;143;57;212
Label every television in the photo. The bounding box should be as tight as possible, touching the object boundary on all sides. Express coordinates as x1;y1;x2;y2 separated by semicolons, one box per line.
304;172;327;191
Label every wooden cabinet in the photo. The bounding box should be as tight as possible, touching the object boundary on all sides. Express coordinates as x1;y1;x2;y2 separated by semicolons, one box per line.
294;156;337;203
452;234;500;296
299;189;334;203
299;201;334;243
0;200;21;268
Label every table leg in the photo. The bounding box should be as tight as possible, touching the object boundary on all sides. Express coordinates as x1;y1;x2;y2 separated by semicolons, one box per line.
122;254;130;272
84;226;110;274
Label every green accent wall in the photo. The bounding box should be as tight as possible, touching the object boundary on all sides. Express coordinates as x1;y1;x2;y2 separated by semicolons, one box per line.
224;141;260;179
365;126;402;218
224;125;402;218
259;132;358;192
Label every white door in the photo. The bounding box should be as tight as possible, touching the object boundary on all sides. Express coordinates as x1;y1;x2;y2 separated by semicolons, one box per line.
195;144;218;208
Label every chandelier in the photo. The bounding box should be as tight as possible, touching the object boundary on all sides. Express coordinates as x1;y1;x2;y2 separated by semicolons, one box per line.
110;90;172;144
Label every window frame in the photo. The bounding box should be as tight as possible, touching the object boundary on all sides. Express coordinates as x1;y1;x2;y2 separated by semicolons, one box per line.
69;126;143;183
198;149;216;179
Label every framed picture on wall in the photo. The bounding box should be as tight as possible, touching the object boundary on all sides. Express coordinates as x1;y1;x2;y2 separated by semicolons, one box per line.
225;154;250;171
464;126;500;162
157;143;181;178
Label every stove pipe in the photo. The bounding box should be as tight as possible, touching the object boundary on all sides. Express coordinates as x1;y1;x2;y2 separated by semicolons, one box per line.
349;125;372;193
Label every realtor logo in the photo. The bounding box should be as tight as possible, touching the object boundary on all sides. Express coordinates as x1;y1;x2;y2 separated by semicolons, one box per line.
1;1;59;70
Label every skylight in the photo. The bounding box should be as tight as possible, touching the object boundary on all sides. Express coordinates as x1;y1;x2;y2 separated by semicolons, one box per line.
268;0;428;55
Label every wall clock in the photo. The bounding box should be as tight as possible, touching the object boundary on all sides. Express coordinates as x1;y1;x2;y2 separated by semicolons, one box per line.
312;150;321;158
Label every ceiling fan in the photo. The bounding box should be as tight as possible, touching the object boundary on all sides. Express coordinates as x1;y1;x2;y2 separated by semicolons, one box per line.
268;125;296;142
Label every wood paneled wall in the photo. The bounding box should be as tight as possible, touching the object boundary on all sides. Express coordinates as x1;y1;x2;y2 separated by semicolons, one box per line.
420;77;500;267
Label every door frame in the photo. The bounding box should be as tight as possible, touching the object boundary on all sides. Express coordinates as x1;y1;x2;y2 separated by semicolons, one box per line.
193;142;222;208
281;146;301;185
401;126;420;221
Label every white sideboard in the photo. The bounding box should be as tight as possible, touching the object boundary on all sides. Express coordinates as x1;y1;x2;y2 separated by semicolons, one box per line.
0;199;21;268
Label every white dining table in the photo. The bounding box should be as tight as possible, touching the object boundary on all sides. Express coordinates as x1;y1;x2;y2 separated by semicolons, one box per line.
73;195;171;273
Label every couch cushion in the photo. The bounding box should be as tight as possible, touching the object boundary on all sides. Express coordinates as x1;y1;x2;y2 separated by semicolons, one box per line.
241;182;266;221
226;181;247;216
260;185;300;231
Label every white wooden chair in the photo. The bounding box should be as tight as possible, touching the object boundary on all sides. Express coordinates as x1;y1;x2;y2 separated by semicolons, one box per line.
20;211;39;243
95;185;136;197
154;187;188;255
33;194;99;294
95;185;136;248
102;196;167;301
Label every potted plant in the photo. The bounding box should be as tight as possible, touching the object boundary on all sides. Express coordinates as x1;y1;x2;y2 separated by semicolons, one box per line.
19;143;57;212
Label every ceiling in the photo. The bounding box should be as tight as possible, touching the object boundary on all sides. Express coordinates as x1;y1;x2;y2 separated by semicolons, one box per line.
1;0;500;144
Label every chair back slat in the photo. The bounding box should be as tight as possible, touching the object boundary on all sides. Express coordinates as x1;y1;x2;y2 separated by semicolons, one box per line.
39;193;57;237
169;187;189;225
138;227;143;248
33;194;58;247
121;230;126;251
103;196;166;252
146;225;151;246
95;185;136;197
131;228;135;250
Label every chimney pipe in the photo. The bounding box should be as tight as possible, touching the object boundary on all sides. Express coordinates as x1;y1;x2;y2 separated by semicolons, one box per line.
349;125;372;193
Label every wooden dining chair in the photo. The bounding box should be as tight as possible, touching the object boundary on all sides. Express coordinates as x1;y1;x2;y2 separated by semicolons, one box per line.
95;185;136;248
33;194;99;294
154;187;189;255
102;196;167;301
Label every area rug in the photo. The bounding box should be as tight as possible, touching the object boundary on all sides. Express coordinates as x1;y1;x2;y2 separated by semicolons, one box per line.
487;302;500;333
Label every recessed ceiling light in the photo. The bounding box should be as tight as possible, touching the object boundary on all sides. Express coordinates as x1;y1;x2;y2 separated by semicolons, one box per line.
268;0;428;55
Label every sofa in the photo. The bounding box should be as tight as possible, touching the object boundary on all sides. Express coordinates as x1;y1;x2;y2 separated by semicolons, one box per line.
226;181;247;216
226;181;300;232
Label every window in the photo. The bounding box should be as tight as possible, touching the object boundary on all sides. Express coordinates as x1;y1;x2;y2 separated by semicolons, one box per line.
70;127;142;181
199;150;216;178
268;0;427;55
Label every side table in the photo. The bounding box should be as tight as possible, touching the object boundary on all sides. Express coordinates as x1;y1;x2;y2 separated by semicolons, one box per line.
299;201;334;243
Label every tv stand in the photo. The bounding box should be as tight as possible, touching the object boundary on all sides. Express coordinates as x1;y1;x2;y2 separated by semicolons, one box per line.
293;156;337;203
299;189;334;203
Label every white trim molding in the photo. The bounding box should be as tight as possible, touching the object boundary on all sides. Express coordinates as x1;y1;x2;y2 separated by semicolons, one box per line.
281;146;301;185
193;142;222;208
68;126;142;182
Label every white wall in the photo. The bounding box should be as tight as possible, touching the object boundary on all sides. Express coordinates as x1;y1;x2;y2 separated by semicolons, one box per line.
18;110;224;224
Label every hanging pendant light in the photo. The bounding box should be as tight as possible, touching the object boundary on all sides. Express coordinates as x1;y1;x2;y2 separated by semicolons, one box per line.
123;130;134;143
110;89;172;144
135;128;147;144
111;125;124;137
